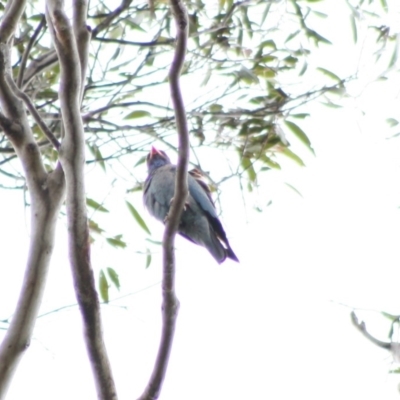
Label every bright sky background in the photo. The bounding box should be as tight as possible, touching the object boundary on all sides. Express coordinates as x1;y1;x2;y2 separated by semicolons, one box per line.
2;1;400;399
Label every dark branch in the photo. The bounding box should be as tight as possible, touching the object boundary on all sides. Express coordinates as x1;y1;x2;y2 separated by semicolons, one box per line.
6;76;61;150
17;14;46;88
138;1;189;399
351;311;391;350
92;37;174;46
91;0;133;37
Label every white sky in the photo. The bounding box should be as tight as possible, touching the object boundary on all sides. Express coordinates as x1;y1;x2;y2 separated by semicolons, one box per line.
2;1;400;399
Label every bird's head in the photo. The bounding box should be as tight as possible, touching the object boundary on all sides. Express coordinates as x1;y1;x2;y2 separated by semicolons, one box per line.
146;146;171;173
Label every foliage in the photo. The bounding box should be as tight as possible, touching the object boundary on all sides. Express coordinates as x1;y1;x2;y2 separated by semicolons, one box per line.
1;0;393;269
2;0;389;191
0;0;398;397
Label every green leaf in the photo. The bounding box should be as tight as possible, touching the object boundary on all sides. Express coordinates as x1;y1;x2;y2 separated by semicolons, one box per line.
280;148;305;166
108;26;123;39
134;156;146;167
350;15;357;43
260;3;272;25
321;101;342;109
380;0;388;11
126;201;151;235
201;68;212;86
235;67;259;84
285;182;303;198
145;238;162;246
241;6;253;39
389;368;400;374
88;219;104;234
124;110;151;119
88;144;106;171
209;104;223;113
317;67;342;84
388;322;395;339
306;28;332;45
240;156;257;183
285;30;300;44
260;155;281;170
387;132;400;140
284;120;315;155
299;62;308;76
311;10;328;18
386;118;399;127
388;44;398;69
145;249;152;269
106;235;127;248
87;197;109;213
283;55;298;65
381;311;400;321
259;40;276;50
126;19;146;32
99;270;109;303
107;267;120;290
290;113;310;119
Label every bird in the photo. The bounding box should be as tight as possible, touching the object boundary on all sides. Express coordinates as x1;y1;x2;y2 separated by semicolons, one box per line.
143;146;239;264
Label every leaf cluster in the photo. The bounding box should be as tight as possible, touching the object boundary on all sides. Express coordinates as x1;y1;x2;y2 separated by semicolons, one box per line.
0;0;393;268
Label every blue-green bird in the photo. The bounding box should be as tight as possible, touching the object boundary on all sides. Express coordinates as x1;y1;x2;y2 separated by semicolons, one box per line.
144;147;239;264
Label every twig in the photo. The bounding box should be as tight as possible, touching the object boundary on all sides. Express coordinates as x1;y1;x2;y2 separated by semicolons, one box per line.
46;1;117;399
351;311;391;350
21;50;58;89
91;0;133;37
92;37;174;46
137;1;189;399
17;15;46;88
6;76;60;150
21;0;133;89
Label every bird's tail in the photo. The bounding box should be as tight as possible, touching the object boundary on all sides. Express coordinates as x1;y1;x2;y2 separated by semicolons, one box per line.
208;233;239;264
225;246;239;263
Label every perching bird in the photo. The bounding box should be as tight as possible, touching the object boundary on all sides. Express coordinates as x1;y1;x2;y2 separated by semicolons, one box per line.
144;146;239;264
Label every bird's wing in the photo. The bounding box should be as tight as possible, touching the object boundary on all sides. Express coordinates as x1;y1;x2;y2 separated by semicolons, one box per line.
188;176;238;261
188;168;215;206
188;173;218;219
188;174;232;243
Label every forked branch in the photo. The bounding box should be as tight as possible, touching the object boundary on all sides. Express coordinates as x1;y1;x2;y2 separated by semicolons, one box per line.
0;1;65;398
45;1;117;399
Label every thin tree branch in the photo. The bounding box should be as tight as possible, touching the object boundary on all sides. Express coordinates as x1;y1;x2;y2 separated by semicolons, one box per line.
6;76;61;150
351;311;391;350
138;1;189;399
20;0;134;89
17;14;46;88
0;3;65;397
21;50;58;89
45;1;117;399
92;37;174;46
82;101;173;120
0;0;26;42
91;0;133;37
